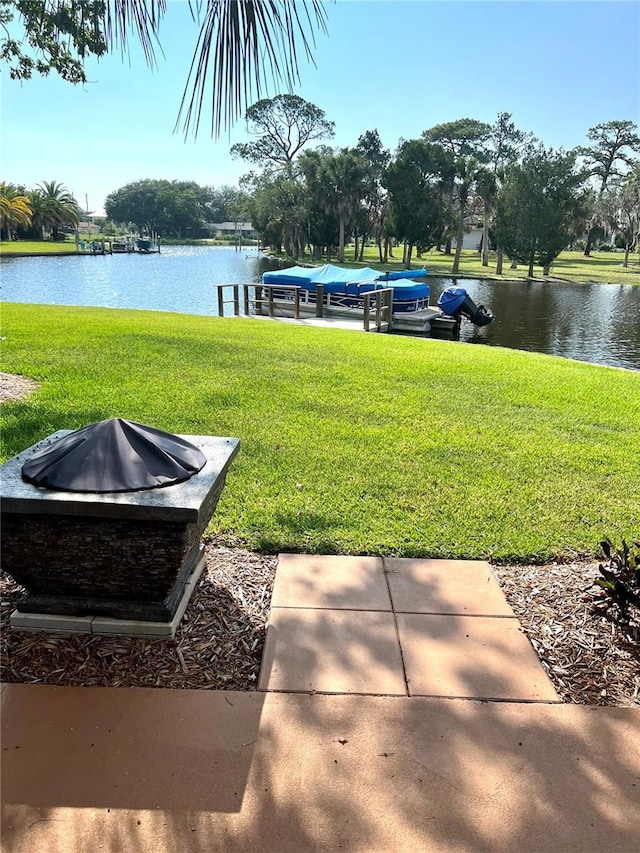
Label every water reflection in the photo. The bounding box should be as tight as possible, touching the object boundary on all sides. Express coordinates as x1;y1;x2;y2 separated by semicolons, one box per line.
1;247;638;370
429;277;640;371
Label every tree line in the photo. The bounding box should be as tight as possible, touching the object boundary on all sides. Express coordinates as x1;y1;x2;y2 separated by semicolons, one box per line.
103;182;247;238
234;98;640;276
3;98;639;274
0;179;248;242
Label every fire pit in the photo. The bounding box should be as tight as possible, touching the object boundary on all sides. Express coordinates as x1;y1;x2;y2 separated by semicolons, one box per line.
0;421;240;638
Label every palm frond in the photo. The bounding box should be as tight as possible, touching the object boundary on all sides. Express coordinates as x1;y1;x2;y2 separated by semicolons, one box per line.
176;0;328;138
102;0;167;66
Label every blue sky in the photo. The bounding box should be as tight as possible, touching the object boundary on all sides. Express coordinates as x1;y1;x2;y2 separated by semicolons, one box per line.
2;0;639;215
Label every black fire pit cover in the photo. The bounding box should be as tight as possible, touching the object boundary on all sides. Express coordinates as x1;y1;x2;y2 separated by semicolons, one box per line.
21;418;207;493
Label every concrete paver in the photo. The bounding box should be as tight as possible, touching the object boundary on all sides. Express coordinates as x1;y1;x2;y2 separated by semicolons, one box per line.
385;557;514;615
2;685;638;853
271;553;390;610
261;554;558;701
258;607;406;694
397;613;560;701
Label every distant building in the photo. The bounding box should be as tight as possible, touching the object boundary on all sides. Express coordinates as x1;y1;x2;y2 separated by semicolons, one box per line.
450;226;483;251
77;220;101;235
200;222;257;239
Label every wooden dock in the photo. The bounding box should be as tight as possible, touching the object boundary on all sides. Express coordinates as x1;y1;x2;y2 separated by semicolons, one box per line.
215;284;392;333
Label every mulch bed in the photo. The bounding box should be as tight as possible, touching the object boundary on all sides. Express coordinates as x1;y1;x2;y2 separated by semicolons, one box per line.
1;541;277;691
1;542;638;705
492;559;639;706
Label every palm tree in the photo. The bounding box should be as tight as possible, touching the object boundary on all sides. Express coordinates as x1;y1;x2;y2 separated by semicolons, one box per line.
37;181;80;240
0;184;32;240
26;189;47;239
302;148;368;263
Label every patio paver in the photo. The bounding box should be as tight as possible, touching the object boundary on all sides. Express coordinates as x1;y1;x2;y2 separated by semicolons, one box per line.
397;613;561;701
271;553;389;610
385;557;514;615
258;607;406;695
260;554;559;701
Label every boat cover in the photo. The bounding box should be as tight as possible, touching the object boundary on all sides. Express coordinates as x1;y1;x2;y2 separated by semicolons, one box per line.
437;286;468;314
262;264;429;300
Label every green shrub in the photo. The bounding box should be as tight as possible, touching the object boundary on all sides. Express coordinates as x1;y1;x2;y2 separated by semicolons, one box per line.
595;539;640;625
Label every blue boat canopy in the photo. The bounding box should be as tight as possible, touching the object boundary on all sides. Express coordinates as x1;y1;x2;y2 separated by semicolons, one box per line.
262;264;429;300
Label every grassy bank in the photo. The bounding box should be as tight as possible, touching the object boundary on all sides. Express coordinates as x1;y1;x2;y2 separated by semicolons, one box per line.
291;247;640;286
0;236;256;255
2;303;638;561
0;239;80;255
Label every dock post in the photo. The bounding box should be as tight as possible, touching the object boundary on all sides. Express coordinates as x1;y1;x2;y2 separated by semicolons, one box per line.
268;287;275;318
243;285;250;315
294;287;300;319
217;287;224;317
364;293;371;332
316;284;324;318
233;285;240;316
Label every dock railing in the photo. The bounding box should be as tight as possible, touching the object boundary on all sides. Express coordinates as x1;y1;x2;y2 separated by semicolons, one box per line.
216;284;301;319
363;288;393;332
214;284;392;332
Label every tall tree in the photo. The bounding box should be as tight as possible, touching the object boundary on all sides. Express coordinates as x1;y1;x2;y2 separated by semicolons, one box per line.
494;146;589;278
246;171;308;257
231;94;334;173
599;167;640;268
383;139;453;267
1;1;329;136
474;167;497;266
422;118;491;273
354;130;391;262
577;120;640;255
300;146;368;263
484;112;533;271
488;112;533;173
36;180;80;239
24;189;46;239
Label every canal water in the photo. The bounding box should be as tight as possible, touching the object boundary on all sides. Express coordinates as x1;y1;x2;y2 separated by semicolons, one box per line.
1;246;638;371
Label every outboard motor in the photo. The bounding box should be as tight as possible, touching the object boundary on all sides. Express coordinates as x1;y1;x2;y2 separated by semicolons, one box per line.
437;286;494;327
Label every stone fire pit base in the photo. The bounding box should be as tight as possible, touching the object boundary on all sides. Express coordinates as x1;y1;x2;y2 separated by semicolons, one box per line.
9;547;207;640
1;433;240;631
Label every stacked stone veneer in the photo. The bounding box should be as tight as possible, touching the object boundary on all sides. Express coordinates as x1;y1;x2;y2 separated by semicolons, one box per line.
0;434;240;623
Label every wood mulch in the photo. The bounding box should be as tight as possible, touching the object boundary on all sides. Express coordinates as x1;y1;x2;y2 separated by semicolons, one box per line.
1;545;638;705
1;540;277;691
492;559;639;705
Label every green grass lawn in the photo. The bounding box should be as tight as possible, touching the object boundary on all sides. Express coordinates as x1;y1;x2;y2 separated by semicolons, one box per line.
2;303;638;562
0;238;81;254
